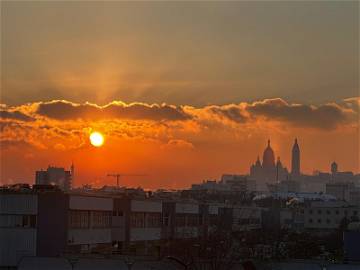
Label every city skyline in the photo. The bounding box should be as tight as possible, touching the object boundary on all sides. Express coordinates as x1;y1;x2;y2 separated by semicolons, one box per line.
1;1;360;268
1;130;358;189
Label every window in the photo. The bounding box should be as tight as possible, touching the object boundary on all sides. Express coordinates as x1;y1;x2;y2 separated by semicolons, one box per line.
69;210;90;228
163;213;170;226
130;212;145;228
309;210;313;214
317;219;322;224
0;215;36;228
30;215;36;227
22;215;30;227
147;213;161;227
92;211;111;228
113;211;124;217
309;218;313;223
326;210;331;215
335;210;339;215
353;211;358;216
326;219;331;224
318;210;322;214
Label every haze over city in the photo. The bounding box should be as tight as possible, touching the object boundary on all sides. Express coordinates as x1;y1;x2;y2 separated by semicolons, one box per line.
1;1;359;189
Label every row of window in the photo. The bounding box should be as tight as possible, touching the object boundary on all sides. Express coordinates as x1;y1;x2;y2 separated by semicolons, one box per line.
175;214;200;227
308;218;335;224
0;214;36;228
68;210;111;228
308;209;358;216
130;212;162;228
130;213;206;228
70;211;217;229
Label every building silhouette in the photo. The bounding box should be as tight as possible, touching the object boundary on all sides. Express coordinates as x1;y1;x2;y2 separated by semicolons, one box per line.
291;138;301;177
250;140;288;188
35;164;73;191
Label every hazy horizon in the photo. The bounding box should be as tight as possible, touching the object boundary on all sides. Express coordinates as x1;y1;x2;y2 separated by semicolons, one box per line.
1;1;359;188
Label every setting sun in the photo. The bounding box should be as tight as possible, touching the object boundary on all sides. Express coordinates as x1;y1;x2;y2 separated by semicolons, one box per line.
90;131;104;147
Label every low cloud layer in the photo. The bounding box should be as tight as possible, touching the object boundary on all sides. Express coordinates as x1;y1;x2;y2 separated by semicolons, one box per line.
36;100;191;121
0;97;358;151
245;98;356;129
0;110;35;122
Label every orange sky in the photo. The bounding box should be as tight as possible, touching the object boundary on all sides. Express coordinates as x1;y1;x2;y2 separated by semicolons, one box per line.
1;2;359;189
0;98;359;189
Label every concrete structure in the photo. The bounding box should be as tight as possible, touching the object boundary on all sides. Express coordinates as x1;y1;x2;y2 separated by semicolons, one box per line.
67;195;113;251
304;201;360;230
191;174;256;193
0;194;38;267
220;174;256;192
161;201;201;240
35;165;73;191
231;206;262;231
326;182;355;201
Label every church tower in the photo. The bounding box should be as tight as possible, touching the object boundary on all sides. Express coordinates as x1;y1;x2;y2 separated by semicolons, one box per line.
262;139;275;168
291;138;300;177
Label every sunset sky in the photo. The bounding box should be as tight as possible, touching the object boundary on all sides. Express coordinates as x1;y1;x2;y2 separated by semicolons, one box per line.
1;1;359;189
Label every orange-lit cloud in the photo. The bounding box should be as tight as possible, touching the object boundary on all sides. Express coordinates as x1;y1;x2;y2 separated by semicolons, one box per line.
0;97;359;188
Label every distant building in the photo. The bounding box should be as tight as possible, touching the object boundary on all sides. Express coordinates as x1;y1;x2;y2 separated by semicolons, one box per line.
249;140;289;190
326;182;355;201
35;164;73;191
349;187;360;205
220;174;256;192
191;174;256;193
304;201;360;230
267;180;300;193
291;138;301;177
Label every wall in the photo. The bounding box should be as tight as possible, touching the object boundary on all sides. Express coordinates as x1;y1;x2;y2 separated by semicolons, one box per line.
69;195;113;211
131;200;162;213
0;194;38;267
37;192;68;257
130;228;162;241
175;202;199;214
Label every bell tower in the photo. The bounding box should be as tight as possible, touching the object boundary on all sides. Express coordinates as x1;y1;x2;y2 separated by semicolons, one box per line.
291;138;300;177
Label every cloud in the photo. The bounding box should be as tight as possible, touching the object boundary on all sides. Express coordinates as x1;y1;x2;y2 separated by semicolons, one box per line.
0;97;358;151
207;104;247;123
245;98;355;129
161;139;194;150
0;110;35;122
35;100;191;121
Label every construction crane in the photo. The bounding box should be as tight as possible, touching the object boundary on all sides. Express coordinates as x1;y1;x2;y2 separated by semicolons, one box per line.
107;173;147;187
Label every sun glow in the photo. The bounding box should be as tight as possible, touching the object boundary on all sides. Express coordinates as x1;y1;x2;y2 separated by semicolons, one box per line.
90;131;104;147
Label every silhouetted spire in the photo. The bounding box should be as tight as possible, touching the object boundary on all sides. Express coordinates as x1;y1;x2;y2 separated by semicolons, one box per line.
291;138;300;176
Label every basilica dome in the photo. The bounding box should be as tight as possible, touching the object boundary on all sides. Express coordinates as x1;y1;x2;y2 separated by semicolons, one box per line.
262;140;275;168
